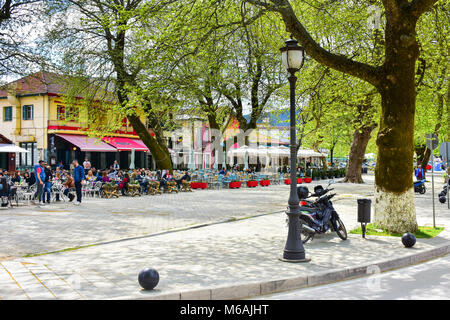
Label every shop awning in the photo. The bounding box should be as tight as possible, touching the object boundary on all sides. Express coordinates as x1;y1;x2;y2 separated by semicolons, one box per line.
56;134;117;152
0;144;30;153
102;137;149;152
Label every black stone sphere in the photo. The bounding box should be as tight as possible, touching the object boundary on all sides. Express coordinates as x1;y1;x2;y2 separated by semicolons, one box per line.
439;196;447;204
138;268;159;290
402;233;416;248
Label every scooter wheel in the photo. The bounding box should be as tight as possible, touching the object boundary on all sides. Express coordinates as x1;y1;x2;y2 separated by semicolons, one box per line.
299;218;313;244
335;217;348;240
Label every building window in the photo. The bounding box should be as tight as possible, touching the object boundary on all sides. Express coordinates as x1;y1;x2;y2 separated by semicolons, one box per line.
19;142;37;167
22;105;33;120
66;106;79;122
57;105;66;120
3;106;12;121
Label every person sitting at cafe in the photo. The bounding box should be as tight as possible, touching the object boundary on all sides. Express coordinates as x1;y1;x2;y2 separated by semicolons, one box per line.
0;176;9;207
2;171;11;184
176;171;191;189
25;172;36;186
63;172;75;202
136;170;149;193
86;170;96;182
43;166;53;204
101;171;111;183
119;173;130;195
95;170;103;182
11;171;22;184
107;169;117;180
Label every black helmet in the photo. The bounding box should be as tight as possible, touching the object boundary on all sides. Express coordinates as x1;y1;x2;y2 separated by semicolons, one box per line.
297;186;309;199
314;185;325;196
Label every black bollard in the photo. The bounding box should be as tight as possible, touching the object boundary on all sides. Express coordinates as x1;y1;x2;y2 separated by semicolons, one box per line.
138;268;159;290
401;233;416;248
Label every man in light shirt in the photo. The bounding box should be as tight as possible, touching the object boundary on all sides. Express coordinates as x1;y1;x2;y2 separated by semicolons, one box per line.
83;157;91;175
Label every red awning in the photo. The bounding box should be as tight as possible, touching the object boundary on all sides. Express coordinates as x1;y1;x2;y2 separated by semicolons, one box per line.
102;137;149;152
56;134;117;152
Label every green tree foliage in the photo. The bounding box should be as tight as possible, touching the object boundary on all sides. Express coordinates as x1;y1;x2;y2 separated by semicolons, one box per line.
0;0;46;79
247;0;445;233
41;0;184;171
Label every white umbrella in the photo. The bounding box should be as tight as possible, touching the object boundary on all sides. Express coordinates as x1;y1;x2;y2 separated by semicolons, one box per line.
267;146;290;157
214;149;218;170
297;148;325;158
188;149;195;170
244;150;249;170
223;150;227;168
129;148;135;169
265;148;270;170
0;144;30;153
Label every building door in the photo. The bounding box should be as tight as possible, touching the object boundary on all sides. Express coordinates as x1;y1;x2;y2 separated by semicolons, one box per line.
106;153;116;169
90;152;101;170
0;154;7;170
8;153;16;172
120;151;128;169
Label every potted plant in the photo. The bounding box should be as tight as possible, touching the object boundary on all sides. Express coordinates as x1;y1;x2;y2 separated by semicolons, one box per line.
128;180;141;196
229;180;241;189
247;179;258;187
191;181;206;189
260;178;270;187
304;175;312;183
325;169;332;179
312;169;319;181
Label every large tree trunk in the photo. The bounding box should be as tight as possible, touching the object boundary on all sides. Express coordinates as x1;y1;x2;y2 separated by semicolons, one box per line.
344;123;377;183
373;13;419;233
127;114;173;171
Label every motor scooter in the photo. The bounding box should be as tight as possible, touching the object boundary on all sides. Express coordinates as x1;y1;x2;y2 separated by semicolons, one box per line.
414;179;426;194
295;180;347;244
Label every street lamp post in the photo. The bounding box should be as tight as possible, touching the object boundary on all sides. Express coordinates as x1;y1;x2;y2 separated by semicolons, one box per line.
279;37;310;263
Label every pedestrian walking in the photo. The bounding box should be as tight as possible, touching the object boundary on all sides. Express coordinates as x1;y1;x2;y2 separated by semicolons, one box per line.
72;159;85;205
415;164;425;181
43;165;52;204
34;160;46;206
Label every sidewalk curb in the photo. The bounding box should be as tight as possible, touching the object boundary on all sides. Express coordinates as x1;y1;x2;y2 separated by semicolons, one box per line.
121;242;450;300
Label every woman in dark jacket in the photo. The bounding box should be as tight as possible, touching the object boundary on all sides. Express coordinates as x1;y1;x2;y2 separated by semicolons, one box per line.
119;173;130;195
11;171;22;184
25;172;36;186
0;176;9;206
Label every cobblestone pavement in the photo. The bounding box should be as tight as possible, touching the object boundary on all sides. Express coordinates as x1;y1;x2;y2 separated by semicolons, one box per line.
0;177;376;260
0;174;448;299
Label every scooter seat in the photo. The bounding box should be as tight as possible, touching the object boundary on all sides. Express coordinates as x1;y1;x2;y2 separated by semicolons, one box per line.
299;206;319;213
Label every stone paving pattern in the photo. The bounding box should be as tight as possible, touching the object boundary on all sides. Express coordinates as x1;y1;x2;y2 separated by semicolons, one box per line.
0;175;449;299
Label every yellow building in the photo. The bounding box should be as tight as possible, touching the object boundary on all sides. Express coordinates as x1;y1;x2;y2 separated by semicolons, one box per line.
0;71;152;170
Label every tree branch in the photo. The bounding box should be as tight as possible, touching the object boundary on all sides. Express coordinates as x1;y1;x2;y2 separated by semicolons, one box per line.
246;0;381;87
408;0;439;18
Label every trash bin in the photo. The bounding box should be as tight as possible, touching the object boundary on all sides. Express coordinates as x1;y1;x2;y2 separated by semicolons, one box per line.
357;199;371;238
357;199;371;223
